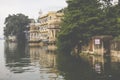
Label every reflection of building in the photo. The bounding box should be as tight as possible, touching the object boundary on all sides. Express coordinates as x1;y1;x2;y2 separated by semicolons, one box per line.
111;56;120;69
111;56;120;62
29;47;63;79
81;54;120;75
47;45;57;51
86;55;104;74
29;47;41;61
29;47;56;68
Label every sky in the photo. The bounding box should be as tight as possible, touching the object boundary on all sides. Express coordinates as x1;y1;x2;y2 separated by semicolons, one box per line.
0;0;67;37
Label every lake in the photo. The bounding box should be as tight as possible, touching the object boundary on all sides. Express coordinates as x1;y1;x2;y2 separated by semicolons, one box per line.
0;40;120;80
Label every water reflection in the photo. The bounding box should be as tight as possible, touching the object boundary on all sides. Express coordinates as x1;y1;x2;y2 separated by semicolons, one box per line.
4;42;31;73
56;54;98;80
29;46;64;80
79;54;120;80
30;47;56;68
4;41;64;80
3;41;120;80
86;55;105;74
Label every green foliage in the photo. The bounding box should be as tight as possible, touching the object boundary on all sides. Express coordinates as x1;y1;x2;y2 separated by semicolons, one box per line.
114;35;120;41
4;13;30;42
57;0;103;53
57;0;120;54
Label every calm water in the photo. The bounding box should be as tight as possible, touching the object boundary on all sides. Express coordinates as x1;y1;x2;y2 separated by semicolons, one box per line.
0;40;120;80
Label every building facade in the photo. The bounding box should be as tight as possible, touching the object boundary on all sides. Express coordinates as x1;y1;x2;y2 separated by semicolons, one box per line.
28;11;63;46
29;19;41;43
38;11;64;44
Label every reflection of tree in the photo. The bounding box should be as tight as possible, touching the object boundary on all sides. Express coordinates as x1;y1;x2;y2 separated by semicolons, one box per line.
5;42;120;80
105;56;120;80
56;54;98;80
4;41;31;73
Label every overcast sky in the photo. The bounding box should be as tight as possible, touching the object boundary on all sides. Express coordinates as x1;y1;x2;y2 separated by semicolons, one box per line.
0;0;67;37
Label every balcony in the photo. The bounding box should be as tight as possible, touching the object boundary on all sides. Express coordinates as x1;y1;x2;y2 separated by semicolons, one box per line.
48;19;61;25
48;25;60;29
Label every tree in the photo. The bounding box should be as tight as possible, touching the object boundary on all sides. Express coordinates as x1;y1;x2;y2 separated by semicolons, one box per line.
98;0;120;37
4;13;30;42
57;0;103;53
57;0;120;54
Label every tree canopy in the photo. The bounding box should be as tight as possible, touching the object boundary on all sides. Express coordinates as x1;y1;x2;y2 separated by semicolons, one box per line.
4;13;30;42
57;0;120;53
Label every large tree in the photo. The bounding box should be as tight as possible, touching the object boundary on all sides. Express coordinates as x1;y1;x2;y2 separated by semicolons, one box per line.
57;0;103;53
57;0;120;54
4;13;30;42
